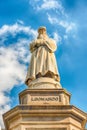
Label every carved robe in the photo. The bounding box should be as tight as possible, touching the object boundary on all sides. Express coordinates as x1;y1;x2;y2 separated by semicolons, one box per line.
25;37;60;85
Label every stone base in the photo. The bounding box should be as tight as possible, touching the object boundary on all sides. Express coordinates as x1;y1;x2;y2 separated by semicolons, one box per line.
3;89;87;130
28;77;62;89
3;105;87;130
19;88;71;106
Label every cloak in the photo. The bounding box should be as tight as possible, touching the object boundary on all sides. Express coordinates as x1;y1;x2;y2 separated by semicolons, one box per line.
25;38;60;85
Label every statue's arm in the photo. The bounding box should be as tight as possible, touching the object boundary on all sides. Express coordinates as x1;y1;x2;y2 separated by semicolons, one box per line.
30;39;44;53
29;38;57;53
30;40;38;53
44;38;57;52
30;42;35;53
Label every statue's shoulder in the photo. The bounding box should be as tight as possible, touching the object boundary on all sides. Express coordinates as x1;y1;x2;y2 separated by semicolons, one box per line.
48;38;56;44
45;38;57;52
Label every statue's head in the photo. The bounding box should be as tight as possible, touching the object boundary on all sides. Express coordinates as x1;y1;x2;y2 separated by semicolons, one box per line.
37;26;48;39
38;26;46;34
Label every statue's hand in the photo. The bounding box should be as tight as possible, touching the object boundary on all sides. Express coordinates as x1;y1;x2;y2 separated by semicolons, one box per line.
34;39;44;47
30;42;36;52
30;39;47;53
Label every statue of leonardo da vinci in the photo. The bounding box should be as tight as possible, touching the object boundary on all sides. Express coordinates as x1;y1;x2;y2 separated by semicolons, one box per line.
25;27;60;86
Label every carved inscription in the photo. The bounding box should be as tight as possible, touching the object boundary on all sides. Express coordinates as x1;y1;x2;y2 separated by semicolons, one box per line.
31;96;60;102
27;95;62;105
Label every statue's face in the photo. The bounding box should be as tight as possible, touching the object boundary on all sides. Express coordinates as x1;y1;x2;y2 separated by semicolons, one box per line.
39;29;46;35
37;28;48;39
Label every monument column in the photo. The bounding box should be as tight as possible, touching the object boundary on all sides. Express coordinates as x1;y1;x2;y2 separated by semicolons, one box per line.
3;27;87;130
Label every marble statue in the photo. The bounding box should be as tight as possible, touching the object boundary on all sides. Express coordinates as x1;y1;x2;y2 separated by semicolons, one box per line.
25;27;60;86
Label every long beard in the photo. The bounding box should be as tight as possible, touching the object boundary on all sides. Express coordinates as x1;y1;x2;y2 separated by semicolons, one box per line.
37;34;49;40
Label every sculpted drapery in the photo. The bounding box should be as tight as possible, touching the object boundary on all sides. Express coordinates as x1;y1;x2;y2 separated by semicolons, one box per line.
25;27;60;85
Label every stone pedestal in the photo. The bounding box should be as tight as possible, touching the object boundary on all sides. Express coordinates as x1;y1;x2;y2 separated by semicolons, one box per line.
28;78;62;89
3;88;87;130
19;89;70;106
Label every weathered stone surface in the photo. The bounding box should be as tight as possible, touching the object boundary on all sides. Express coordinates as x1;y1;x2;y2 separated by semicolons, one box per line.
19;89;70;106
3;88;87;130
28;77;62;89
3;104;87;130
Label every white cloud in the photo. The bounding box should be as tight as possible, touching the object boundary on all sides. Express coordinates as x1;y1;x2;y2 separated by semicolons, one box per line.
0;93;10;127
47;13;58;24
13;38;31;63
0;47;26;91
0;92;10;106
59;20;76;33
0;22;37;43
0;104;10;127
0;45;27;127
0;22;37;128
17;19;24;25
0;90;11;128
29;0;65;15
53;32;62;44
47;13;76;34
37;0;63;11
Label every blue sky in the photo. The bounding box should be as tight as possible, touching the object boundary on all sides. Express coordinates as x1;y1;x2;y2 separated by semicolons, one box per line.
0;0;87;128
